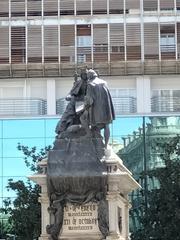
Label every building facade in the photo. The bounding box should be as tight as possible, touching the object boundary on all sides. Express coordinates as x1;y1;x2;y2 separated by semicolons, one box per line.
0;0;180;116
1;0;180;237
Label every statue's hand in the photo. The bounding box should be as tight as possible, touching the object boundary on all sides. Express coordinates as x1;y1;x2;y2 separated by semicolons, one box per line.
66;95;74;101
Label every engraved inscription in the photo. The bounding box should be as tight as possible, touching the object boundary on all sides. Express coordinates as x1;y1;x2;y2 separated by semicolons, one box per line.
62;203;99;233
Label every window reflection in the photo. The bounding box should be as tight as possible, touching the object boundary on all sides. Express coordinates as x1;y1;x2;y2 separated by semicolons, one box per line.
0;116;180;233
3;119;46;138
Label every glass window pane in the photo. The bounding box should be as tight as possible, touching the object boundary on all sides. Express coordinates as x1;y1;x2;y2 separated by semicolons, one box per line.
3;119;45;138
45;118;59;138
3;138;46;158
110;117;143;158
3;157;31;177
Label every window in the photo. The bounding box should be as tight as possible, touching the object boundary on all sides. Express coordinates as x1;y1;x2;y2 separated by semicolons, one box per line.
77;25;91;63
160;34;175;52
77;36;91;47
151;90;180;112
77;54;86;63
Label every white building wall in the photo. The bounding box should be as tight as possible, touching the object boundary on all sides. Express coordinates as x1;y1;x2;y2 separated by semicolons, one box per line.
0;80;25;98
136;76;151;113
151;76;180;90
28;79;47;99
0;74;180;115
47;79;56;115
56;78;74;99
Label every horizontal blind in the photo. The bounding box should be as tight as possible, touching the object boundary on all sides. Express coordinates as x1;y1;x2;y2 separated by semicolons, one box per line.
93;24;108;44
76;0;91;14
93;0;107;14
11;27;26;63
144;23;159;59
93;24;108;62
109;0;124;13
177;0;180;8
160;0;174;10
28;26;42;63
177;23;180;58
11;0;25;17
60;25;75;62
60;0;74;15
44;26;58;63
27;0;42;16
110;23;124;61
44;0;58;16
126;24;141;60
126;0;140;10
126;24;141;46
0;27;9;63
110;24;124;46
0;0;9;17
143;0;158;11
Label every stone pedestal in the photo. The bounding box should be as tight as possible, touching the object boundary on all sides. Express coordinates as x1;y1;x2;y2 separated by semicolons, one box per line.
60;203;102;240
29;148;140;240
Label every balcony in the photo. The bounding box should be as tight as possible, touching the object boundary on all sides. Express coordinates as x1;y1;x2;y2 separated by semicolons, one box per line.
151;96;180;112
0;98;47;116
0;59;180;78
56;96;137;115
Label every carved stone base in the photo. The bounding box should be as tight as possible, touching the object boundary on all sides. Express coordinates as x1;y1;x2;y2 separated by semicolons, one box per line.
106;233;125;240
60;232;103;240
58;203;104;240
30;147;140;240
39;233;49;240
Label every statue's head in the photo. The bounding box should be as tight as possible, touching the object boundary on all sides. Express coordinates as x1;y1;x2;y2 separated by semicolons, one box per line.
87;69;98;80
80;69;88;81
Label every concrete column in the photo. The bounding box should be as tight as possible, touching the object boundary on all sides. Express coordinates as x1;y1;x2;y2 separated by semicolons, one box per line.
121;202;130;240
108;200;118;235
106;193;120;240
38;193;50;240
124;203;130;240
47;79;56;115
136;76;151;113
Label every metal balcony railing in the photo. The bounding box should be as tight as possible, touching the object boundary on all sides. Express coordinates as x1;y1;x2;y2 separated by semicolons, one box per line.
151;96;180;112
112;97;137;114
56;96;137;115
0;98;47;116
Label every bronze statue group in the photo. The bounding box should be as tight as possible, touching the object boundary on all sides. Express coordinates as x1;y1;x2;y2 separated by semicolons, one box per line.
55;68;115;148
47;69;115;240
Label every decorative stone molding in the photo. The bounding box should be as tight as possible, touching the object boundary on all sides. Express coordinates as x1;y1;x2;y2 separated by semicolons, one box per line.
29;149;140;240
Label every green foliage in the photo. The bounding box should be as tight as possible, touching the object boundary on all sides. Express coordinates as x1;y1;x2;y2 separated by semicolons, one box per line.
3;180;41;240
131;136;180;240
1;144;51;240
0;219;12;239
17;144;51;172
